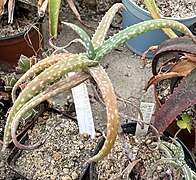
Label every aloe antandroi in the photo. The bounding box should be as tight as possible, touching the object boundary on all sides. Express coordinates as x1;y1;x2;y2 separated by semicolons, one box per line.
3;3;196;162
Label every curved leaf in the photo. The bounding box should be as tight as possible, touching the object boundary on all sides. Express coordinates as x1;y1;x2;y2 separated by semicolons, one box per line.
153;68;196;132
95;19;195;61
12;53;69;102
11;71;90;150
3;54;97;150
87;65;118;162
145;60;196;90
152;36;196;75
62;22;95;59
92;3;125;48
144;0;177;38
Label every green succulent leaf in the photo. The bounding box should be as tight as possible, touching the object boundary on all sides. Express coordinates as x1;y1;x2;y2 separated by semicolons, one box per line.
95;19;195;60
49;0;61;37
12;53;67;102
3;53;98;150
11;71;90;150
62;21;95;59
4;75;18;92
149;139;195;180
16;55;30;74
92;3;125;48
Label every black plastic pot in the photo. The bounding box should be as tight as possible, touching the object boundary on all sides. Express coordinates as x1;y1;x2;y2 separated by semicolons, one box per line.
85;122;196;180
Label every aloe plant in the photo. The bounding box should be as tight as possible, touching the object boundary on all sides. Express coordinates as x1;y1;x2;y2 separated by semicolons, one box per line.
145;36;196;153
3;3;196;162
148;138;196;180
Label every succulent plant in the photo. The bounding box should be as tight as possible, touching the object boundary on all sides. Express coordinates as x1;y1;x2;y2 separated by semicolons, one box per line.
3;3;196;162
145;36;196;153
148;138;196;180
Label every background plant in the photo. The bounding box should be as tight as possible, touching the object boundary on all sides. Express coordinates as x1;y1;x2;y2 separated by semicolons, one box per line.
143;0;196;154
148;138;196;180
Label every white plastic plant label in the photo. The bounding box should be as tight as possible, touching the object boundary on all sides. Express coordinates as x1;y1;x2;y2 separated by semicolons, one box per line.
135;102;155;135
69;72;96;138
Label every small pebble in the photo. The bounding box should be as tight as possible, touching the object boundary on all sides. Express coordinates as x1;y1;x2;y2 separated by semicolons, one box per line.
71;171;79;180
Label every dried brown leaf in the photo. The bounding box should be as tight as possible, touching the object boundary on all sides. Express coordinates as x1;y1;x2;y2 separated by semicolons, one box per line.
145;60;196;90
8;0;15;23
37;0;48;17
66;0;81;21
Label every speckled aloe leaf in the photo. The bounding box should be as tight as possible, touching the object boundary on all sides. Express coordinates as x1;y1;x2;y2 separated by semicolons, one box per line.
91;3;125;48
87;65;118;162
10;71;90;150
49;0;61;37
144;0;177;38
3;53;98;150
95;19;195;60
152;36;196;75
153;68;196;132
149;139;195;180
12;53;69;102
62;22;95;59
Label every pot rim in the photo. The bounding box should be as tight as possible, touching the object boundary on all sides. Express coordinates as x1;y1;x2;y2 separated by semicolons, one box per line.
125;0;196;20
0;22;41;41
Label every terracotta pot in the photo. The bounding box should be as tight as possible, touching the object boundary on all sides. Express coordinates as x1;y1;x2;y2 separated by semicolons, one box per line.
0;23;43;66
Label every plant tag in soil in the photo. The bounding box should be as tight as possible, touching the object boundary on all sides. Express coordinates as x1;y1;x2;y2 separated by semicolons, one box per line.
69;72;96;138
135;102;155;135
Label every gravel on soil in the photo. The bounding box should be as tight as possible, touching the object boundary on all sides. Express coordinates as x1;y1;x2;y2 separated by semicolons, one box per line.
133;0;196;18
14;111;102;180
94;133;185;180
0;3;38;38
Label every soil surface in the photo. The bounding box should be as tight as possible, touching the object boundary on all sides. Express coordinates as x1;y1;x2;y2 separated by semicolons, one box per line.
0;1;156;179
0;2;37;38
133;0;196;18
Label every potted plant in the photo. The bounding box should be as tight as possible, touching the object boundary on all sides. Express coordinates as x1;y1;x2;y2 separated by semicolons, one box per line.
87;122;196;179
145;36;196;154
122;0;196;57
1;2;195;178
0;0;43;66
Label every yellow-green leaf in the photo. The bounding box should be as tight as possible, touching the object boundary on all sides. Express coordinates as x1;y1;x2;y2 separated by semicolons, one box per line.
144;0;177;38
177;120;187;129
49;0;61;38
